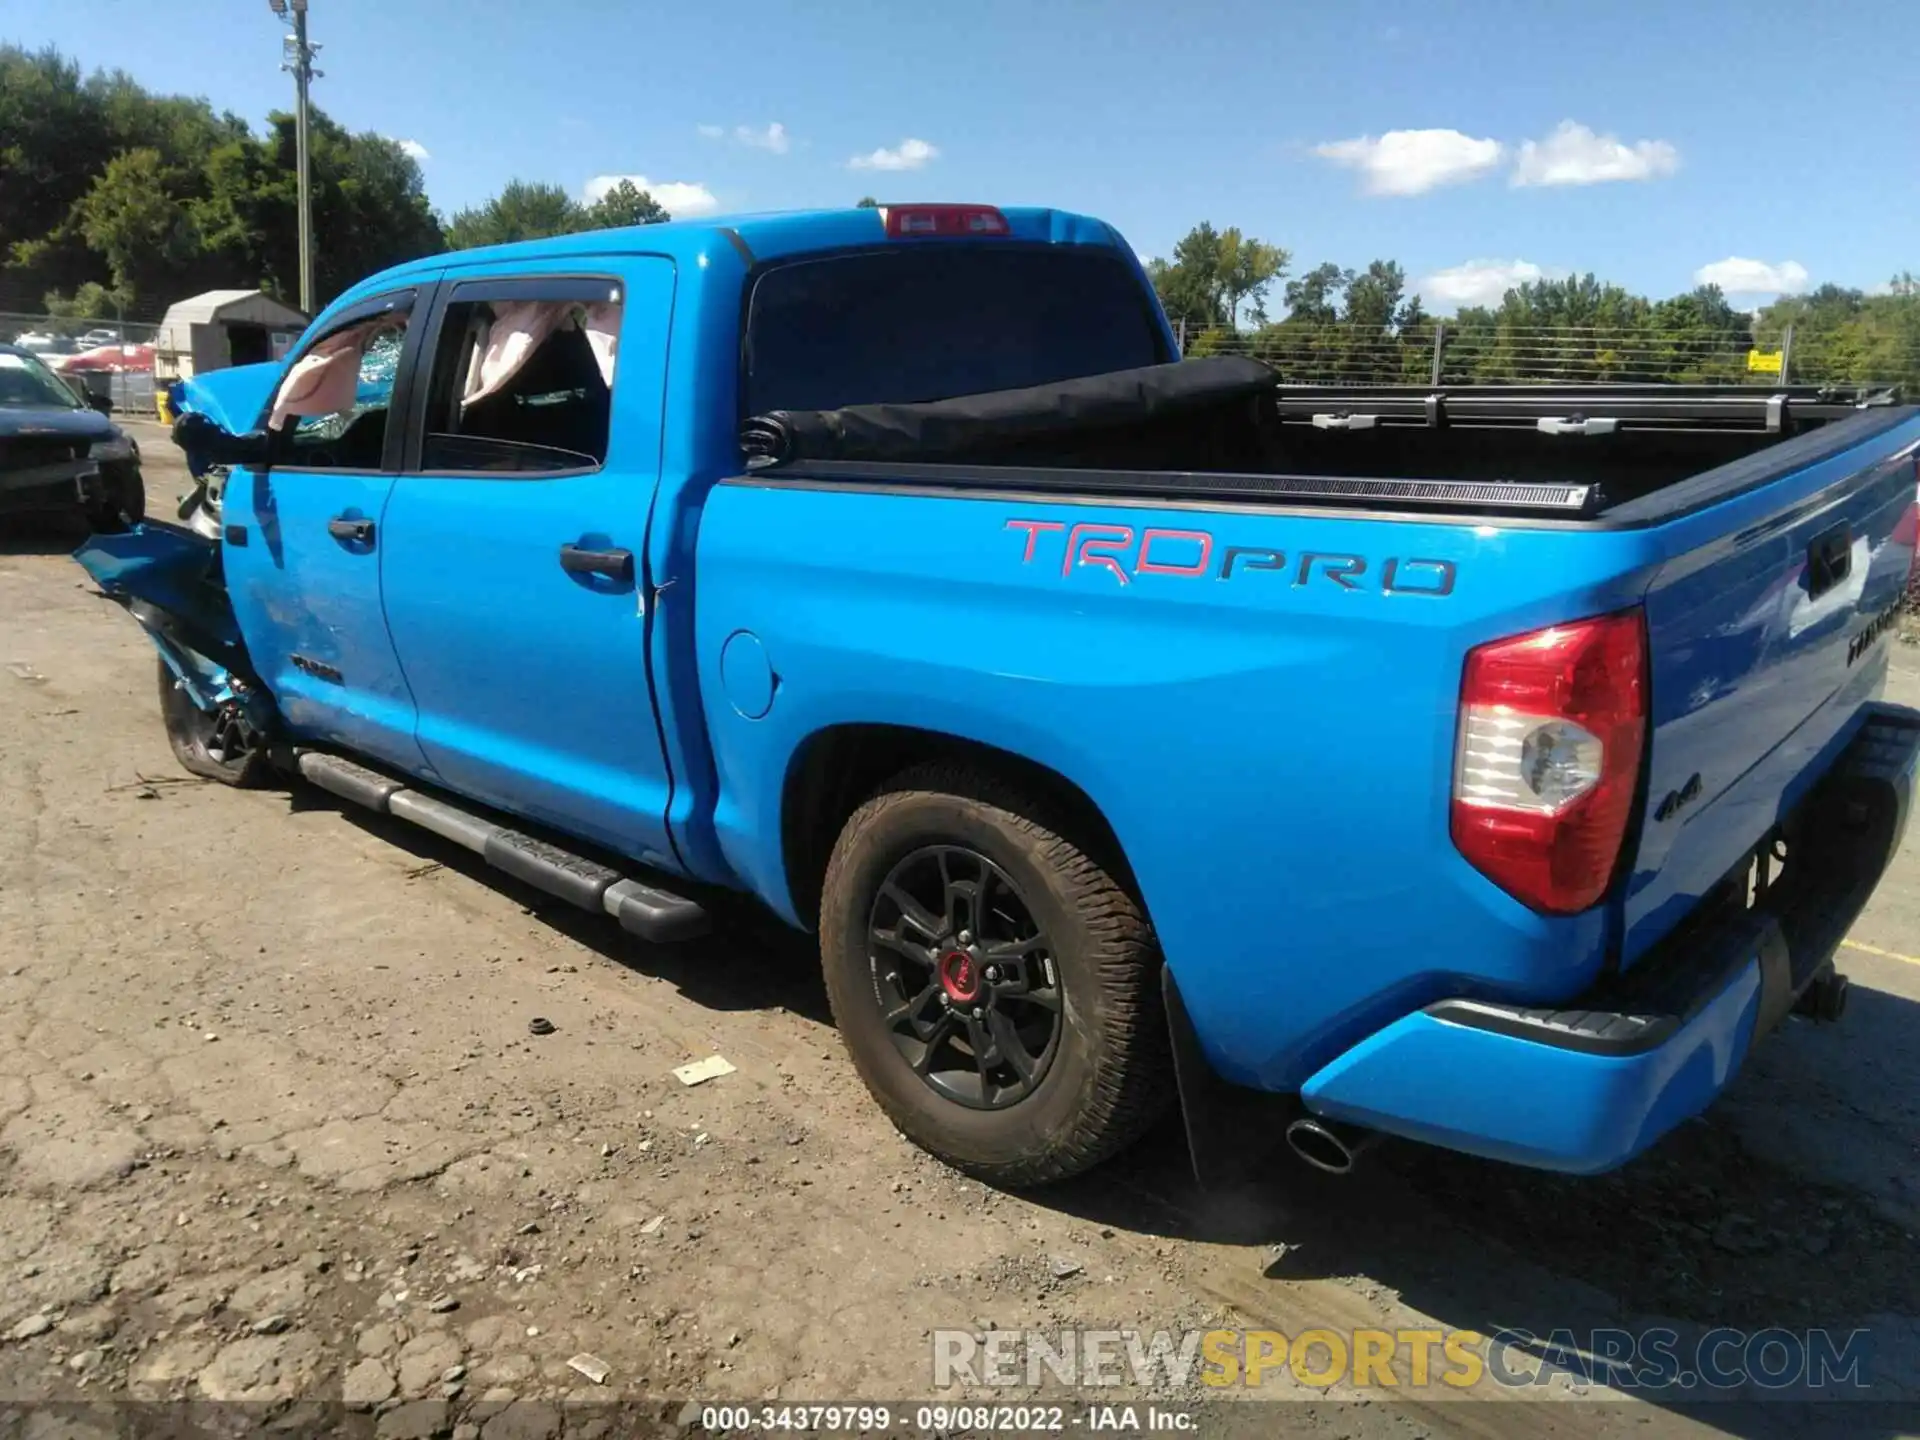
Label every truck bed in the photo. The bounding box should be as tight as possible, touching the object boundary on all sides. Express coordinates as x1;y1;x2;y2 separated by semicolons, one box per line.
740;358;1911;522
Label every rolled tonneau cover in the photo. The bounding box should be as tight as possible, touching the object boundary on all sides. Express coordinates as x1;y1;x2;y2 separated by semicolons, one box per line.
740;356;1276;467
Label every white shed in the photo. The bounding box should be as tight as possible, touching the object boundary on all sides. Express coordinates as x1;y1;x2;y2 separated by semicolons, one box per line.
153;289;309;383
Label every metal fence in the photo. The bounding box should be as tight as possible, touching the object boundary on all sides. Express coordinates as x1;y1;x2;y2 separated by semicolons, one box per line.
1175;320;1920;392
2;311;163;416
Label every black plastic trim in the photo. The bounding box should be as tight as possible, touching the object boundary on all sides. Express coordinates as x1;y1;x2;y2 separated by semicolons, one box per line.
484;830;620;910
749;458;1594;515
290;748;711;942
718;227;754;267
446;276;624;306
297;752;403;811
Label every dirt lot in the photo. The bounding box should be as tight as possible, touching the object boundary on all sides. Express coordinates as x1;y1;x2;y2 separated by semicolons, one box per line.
1;424;1917;1437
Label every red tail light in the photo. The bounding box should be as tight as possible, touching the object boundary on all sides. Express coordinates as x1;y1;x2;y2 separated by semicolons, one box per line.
1451;610;1648;914
880;204;1010;238
1899;462;1920;595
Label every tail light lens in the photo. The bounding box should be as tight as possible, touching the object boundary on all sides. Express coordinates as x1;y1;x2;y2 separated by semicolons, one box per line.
1452;610;1648;914
1899;465;1920;595
880;204;1010;238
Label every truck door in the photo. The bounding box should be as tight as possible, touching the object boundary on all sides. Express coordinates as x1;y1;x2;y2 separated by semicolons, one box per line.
222;286;434;773
377;260;680;870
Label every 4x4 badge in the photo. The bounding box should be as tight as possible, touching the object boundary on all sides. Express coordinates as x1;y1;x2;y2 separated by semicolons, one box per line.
1653;772;1703;823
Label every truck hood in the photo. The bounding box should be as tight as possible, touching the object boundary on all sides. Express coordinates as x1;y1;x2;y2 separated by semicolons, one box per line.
172;361;281;436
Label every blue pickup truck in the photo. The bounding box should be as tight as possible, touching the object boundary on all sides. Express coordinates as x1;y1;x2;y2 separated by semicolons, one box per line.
77;204;1920;1187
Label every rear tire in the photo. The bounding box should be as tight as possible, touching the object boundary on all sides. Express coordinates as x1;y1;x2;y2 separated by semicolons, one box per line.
156;658;273;787
819;763;1170;1186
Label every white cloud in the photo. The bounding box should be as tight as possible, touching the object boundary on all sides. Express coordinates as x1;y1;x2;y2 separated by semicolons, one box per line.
1511;121;1678;187
1693;256;1810;296
699;121;791;154
735;122;789;154
392;138;429;162
582;174;720;218
1312;128;1504;196
1418;258;1558;309
849;137;939;172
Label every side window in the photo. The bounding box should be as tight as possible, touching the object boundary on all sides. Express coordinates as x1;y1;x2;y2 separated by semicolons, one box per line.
419;290;622;474
267;305;411;471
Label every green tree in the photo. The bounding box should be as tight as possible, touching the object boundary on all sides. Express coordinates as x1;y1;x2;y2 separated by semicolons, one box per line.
855;196;879;208
446;180;584;250
262;111;444;301
1217;229;1288;328
1149;222;1224;329
1282;263;1349;326
0;47;113;279
1;46;444;314
72;147;195;298
582;179;669;230
44;279;133;321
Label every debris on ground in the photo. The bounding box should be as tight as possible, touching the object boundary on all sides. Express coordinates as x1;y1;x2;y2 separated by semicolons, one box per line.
527;1017;556;1036
672;1055;736;1087
566;1352;611;1385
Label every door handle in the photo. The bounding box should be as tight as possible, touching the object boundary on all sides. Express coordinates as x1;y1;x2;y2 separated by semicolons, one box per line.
558;543;634;583
327;516;375;544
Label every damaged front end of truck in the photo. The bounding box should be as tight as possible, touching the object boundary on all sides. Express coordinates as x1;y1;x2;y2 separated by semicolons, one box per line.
72;364;283;756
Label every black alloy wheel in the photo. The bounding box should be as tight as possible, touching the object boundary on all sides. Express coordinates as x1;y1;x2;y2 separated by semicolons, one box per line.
866;844;1063;1109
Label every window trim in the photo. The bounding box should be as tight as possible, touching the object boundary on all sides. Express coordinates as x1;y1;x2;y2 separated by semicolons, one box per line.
262;286;428;476
735;242;1173;425
401;272;625;481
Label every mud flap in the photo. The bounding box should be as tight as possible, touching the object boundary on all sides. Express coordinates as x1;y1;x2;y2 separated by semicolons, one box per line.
73;523;271;728
1162;968;1302;1189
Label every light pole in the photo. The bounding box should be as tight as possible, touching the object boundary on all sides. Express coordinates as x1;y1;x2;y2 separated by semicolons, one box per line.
268;0;320;316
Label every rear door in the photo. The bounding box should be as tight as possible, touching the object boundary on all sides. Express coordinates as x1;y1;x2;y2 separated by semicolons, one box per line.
377;260;680;869
223;287;434;772
1622;416;1920;961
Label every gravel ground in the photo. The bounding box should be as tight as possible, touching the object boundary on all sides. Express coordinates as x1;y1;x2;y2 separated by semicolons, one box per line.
0;424;1915;1438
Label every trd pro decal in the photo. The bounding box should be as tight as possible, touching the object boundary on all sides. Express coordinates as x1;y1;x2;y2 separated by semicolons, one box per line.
1005;519;1455;596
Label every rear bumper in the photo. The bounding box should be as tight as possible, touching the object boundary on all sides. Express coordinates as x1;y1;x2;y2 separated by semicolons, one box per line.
1298;703;1920;1173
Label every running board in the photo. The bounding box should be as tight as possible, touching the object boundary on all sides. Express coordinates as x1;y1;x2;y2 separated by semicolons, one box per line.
295;752;709;943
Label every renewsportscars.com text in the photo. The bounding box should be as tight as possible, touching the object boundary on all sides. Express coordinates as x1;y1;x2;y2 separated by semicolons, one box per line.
932;1325;1874;1396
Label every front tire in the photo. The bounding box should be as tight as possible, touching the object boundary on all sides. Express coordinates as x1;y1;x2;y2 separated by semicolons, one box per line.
819;764;1170;1186
84;463;146;533
156;658;273;787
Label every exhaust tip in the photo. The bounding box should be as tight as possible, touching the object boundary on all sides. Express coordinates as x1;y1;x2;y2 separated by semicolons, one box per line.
1286;1117;1371;1176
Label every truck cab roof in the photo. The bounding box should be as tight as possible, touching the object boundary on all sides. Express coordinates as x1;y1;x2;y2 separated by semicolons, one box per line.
334;206;1135;314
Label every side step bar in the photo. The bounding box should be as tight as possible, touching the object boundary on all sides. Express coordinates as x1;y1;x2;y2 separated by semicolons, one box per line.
296;752;709;943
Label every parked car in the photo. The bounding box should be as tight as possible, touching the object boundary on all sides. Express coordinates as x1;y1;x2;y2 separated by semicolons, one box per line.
78;326;123;349
0;343;144;530
56;342;156;374
74;204;1920;1187
11;331;77;356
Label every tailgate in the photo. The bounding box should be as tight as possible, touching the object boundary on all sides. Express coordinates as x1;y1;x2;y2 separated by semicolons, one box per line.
1622;412;1920;964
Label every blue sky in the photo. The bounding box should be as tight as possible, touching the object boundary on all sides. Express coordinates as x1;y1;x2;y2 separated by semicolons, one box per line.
8;0;1917;310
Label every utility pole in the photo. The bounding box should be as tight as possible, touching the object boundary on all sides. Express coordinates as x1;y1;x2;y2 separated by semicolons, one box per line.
269;0;320;316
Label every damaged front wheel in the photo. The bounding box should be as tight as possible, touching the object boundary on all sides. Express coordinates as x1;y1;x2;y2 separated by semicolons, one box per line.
156;658;274;787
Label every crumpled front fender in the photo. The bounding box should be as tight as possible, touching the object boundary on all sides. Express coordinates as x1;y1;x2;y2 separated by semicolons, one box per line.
73;524;269;725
